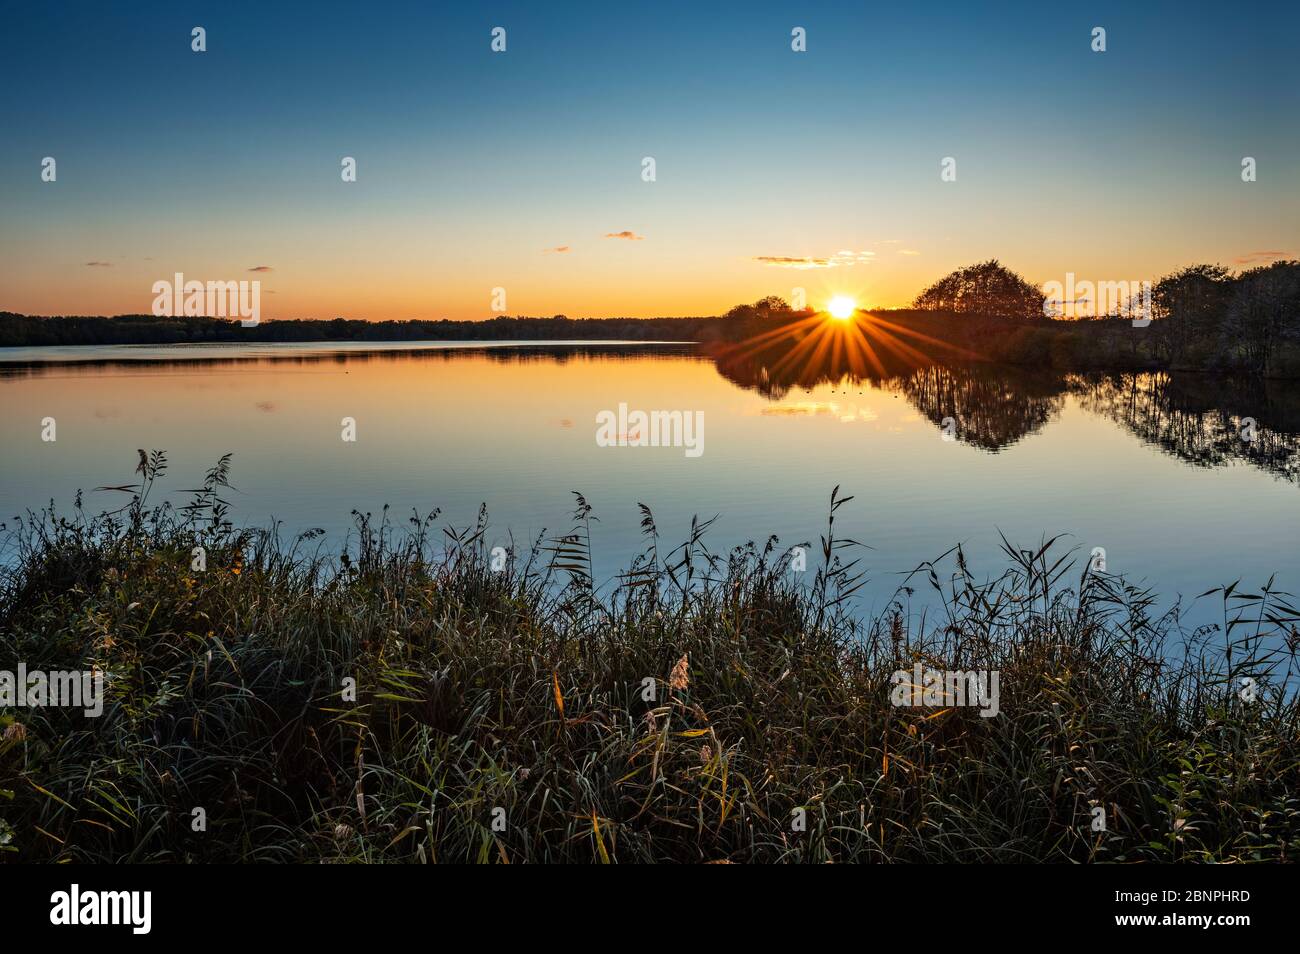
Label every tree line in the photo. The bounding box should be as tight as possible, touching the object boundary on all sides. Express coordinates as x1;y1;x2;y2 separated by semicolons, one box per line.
4;257;1299;375
0;313;716;348
911;258;1300;375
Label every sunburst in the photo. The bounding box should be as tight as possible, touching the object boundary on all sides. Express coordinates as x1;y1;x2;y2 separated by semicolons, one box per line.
827;296;856;320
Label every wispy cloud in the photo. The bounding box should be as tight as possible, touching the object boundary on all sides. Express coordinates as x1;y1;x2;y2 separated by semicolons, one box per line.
1233;250;1292;265
604;231;643;241
84;261;112;267
898;249;920;256
755;250;874;269
755;256;833;269
247;265;274;272
544;245;571;254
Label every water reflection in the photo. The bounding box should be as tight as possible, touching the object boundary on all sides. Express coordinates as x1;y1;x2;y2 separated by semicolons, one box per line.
1072;372;1300;482
0;342;698;380
3;337;1298;484
711;329;1300;482
898;365;1064;451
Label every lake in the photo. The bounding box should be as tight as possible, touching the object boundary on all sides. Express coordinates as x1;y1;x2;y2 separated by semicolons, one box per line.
2;341;1297;630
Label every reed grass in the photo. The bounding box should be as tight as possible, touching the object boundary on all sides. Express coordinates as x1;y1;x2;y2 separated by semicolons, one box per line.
1;452;1297;863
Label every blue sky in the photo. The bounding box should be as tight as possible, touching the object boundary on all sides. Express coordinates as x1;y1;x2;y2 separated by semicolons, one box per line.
2;0;1297;319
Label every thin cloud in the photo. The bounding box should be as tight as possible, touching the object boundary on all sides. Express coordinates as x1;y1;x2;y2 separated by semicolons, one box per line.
544;246;571;254
756;256;833;269
1233;250;1292;265
84;261;112;267
604;231;643;241
899;249;921;256
247;265;274;272
755;250;874;269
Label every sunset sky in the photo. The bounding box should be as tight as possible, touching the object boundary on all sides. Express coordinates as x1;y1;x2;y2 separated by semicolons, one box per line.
1;0;1297;321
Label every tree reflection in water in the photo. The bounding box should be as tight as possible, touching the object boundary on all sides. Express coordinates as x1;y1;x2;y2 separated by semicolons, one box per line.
709;312;1300;481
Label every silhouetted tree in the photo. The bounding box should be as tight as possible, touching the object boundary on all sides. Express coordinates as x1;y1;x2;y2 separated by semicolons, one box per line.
1151;264;1232;364
723;295;800;324
913;260;1043;319
1221;261;1300;374
752;295;790;318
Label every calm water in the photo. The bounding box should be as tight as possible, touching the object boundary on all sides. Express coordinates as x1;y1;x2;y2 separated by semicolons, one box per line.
2;341;1298;628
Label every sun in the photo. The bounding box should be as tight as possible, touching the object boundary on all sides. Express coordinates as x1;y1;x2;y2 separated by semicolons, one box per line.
827;295;857;320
